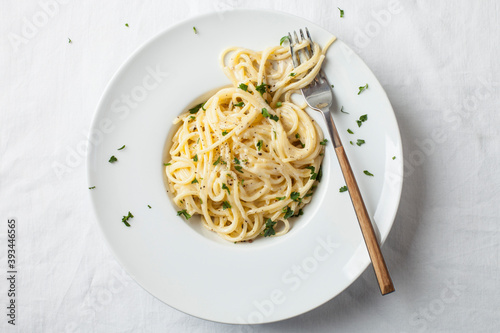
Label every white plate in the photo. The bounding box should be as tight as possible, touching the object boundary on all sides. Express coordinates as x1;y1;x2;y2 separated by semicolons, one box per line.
87;9;403;324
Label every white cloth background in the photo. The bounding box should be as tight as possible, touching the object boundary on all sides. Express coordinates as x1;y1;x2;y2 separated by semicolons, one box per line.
1;0;499;332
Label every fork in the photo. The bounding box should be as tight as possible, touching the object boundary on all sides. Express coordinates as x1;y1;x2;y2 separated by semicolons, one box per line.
288;28;395;295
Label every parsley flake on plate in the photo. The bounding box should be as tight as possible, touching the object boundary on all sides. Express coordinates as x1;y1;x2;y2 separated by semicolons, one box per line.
279;36;290;46
358;84;369;95
121;211;134;227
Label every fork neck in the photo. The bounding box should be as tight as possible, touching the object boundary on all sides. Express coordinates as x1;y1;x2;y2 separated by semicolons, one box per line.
321;108;342;148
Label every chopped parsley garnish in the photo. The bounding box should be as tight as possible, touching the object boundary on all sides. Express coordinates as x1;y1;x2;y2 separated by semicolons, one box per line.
279;36;290;46
305;166;317;180
364;170;374;176
234;166;243;173
148;205;151;208
222;130;228;136
294;209;304;217
358;84;369;95
121;211;134;227
338;7;344;17
193;26;197;34
222;183;230;194
222;201;231;210
109;155;117;163
340;106;349;114
261;108;270;118
117;145;126;150
276;102;282;107
305;166;315;172
238;83;248;91
356;114;368;128
295;133;300;139
177;209;191;220
339;186;348;193
255;83;267;95
289;72;296;77
191;178;198;184
164;163;171;166
356;139;366;146
213;156;221;165
234;157;240;165
125;23;129;27
234;101;244;107
350;141;354;145
291;192;302;202
68;38;72;43
347;129;354;134
192;154;198;162
261;108;279;121
317;167;323;182
189;102;205;114
189;116;196;120
305;165;315;175
331;84;334;88
299;141;305;148
273;130;277;139
263;219;277;237
276;196;286;201
283;206;294;219
320;139;328;145
392;156;396;160
256;140;263;151
88;186;96;189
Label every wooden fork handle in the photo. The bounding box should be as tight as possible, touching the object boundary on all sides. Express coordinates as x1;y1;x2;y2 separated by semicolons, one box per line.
335;145;395;295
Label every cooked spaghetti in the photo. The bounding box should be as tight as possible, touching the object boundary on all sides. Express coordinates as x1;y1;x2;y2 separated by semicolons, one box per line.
165;36;336;242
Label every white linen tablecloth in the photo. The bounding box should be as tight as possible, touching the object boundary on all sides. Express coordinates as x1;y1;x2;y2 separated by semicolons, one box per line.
1;0;499;332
